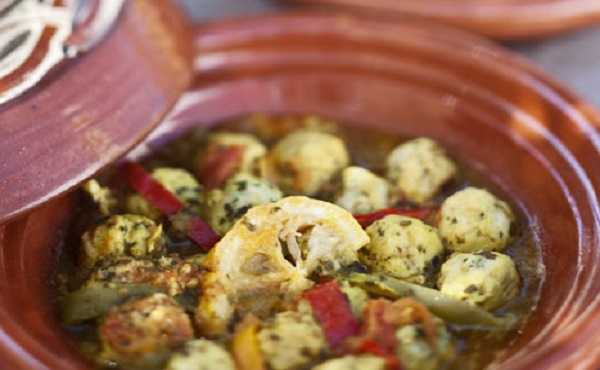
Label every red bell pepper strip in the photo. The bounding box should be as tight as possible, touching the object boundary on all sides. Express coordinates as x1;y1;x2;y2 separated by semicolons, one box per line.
303;280;360;348
357;339;389;358
354;207;436;228
123;162;220;251
343;299;401;370
198;145;244;189
123;162;184;215
360;299;398;354
346;298;438;370
186;216;221;252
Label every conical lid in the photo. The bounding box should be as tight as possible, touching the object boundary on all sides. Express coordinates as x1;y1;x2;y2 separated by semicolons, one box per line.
0;0;194;222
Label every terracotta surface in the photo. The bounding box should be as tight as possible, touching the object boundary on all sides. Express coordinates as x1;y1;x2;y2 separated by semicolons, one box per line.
283;0;600;40
0;0;194;224
1;11;600;370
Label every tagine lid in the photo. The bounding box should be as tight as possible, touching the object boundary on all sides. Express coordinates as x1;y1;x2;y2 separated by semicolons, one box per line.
283;0;600;39
0;0;194;223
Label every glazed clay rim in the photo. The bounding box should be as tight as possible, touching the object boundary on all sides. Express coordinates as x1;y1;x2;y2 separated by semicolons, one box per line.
283;0;600;39
0;11;599;370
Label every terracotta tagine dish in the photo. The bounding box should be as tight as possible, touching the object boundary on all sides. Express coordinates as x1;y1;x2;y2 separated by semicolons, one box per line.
0;2;600;370
284;0;600;40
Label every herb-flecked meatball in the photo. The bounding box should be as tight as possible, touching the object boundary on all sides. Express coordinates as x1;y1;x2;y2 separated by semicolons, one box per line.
312;355;386;370
126;167;203;220
437;252;519;310
201;132;267;175
438;187;514;253
335;166;390;214
266;130;350;195
360;215;444;285
165;339;235;370
81;214;164;268
205;173;283;235
395;319;455;370
386;138;457;204
99;293;194;368
258;302;327;370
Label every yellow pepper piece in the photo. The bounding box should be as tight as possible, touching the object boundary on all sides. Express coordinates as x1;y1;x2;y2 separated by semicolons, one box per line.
232;315;265;370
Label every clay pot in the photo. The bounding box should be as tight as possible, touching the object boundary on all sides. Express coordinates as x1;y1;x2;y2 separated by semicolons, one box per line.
283;0;600;40
0;10;600;370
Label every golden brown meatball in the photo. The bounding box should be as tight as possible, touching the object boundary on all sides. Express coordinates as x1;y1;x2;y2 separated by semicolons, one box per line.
99;293;194;368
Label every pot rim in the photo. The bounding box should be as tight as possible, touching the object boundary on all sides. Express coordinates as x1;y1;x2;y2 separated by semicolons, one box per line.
0;11;599;370
280;0;600;39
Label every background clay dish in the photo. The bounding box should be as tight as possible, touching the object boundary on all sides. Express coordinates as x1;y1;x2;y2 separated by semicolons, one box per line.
0;11;600;370
0;0;193;224
282;0;600;40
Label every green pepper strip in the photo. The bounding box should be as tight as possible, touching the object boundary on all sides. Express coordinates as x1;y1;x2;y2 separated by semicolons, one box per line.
345;273;517;331
61;283;161;324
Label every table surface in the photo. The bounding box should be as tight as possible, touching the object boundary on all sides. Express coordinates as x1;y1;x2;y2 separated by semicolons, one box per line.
181;0;600;109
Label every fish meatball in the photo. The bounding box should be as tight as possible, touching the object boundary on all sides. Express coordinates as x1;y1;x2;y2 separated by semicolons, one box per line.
437;252;520;310
312;356;386;370
438;187;514;252
258;303;327;370
81;214;164;268
205;173;283;235
165;339;235;370
361;215;444;285
126;167;203;219
335;166;390;214
201;132;267;175
266;130;350;195
386;138;457;204
395;319;455;370
99;293;194;368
